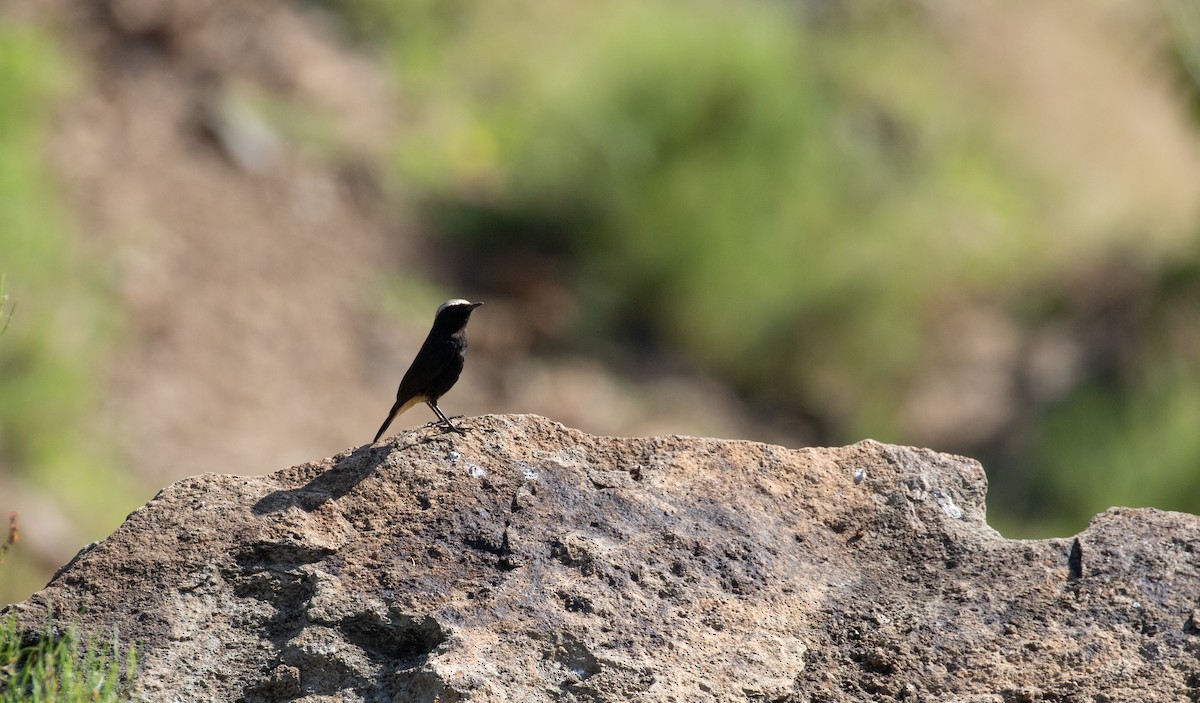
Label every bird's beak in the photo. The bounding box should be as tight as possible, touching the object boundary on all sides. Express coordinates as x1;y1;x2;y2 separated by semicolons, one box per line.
470;302;484;309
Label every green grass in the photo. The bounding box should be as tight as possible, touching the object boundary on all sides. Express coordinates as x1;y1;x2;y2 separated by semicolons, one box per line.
0;614;136;702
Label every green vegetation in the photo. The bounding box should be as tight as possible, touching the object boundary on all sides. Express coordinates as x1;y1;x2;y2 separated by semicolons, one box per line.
1000;271;1200;535
0;275;12;338
388;3;1054;406
0;23;142;605
0;614;136;702
0;24;93;474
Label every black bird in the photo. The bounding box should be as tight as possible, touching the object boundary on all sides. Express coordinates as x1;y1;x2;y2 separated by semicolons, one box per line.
373;299;483;441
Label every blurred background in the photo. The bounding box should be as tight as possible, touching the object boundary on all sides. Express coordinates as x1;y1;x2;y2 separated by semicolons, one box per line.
3;0;1200;605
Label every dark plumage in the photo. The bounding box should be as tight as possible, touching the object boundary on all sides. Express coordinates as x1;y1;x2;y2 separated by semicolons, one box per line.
373;299;483;441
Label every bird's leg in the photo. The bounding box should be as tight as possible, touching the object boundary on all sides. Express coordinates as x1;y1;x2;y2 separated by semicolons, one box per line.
428;401;465;435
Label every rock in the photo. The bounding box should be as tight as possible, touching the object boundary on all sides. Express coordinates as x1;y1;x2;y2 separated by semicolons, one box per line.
5;414;1200;701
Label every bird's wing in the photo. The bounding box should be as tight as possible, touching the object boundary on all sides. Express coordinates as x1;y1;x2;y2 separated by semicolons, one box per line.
393;336;456;404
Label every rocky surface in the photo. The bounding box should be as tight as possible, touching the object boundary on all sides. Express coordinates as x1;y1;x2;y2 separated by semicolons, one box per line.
5;414;1200;701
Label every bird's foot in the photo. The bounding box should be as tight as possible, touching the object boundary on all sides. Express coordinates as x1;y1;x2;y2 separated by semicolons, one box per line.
430;419;466;435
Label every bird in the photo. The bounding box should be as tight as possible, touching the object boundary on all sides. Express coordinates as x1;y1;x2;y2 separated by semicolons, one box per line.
373;299;483;442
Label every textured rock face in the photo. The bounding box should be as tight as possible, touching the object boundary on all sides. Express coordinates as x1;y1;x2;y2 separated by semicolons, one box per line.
5;414;1200;701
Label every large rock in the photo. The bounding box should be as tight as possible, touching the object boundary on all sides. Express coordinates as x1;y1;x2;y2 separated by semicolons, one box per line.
5;414;1199;701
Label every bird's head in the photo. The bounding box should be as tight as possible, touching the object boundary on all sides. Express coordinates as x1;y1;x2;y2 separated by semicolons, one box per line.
436;299;483;315
433;299;483;329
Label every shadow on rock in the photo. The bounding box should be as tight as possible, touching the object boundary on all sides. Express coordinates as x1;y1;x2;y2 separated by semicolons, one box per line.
251;432;445;515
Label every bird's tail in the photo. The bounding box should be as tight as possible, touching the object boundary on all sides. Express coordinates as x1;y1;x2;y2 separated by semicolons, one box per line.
372;395;424;443
373;402;402;443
